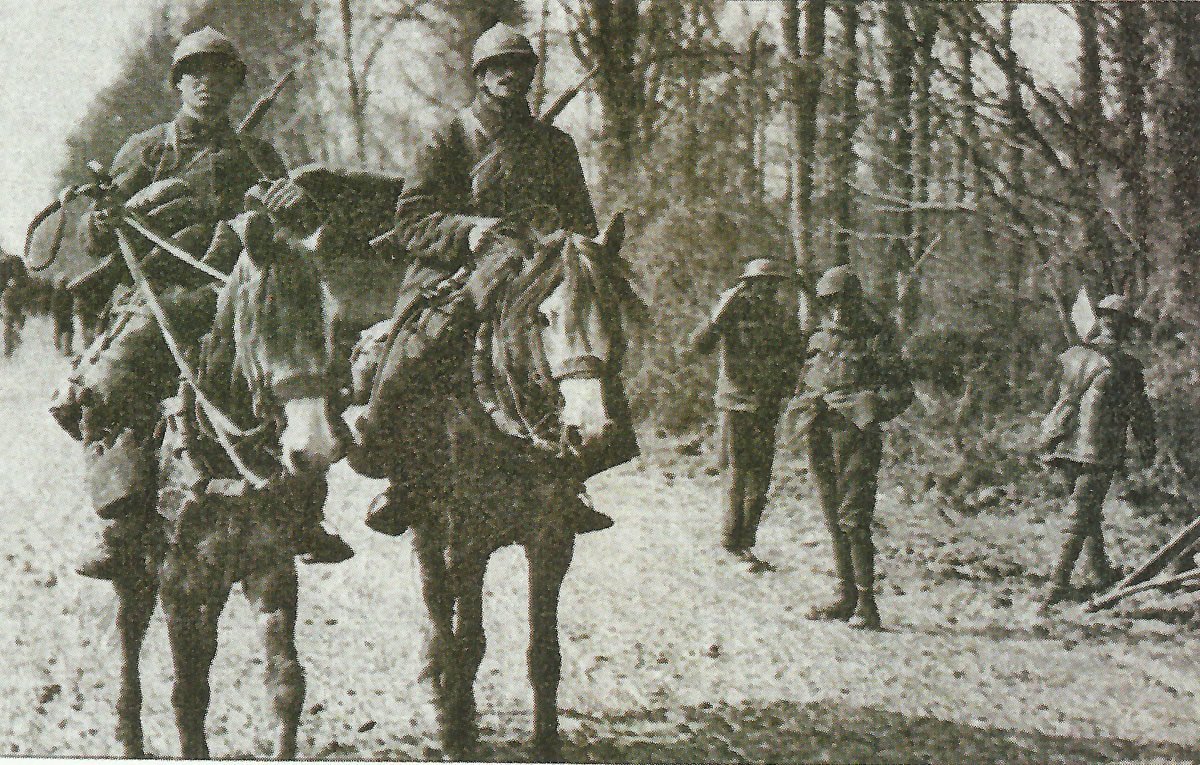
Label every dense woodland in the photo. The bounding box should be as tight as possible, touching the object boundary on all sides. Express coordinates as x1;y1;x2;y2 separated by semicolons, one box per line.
52;1;1200;518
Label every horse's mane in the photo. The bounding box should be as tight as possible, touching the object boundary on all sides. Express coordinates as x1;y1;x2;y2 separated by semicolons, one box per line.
500;233;646;340
475;232;643;451
187;241;329;477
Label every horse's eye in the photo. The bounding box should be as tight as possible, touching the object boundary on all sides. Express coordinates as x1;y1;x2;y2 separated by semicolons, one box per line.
537;312;551;328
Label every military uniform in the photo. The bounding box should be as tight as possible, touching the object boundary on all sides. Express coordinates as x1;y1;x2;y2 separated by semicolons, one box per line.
56;28;349;579
359;24;632;536
1039;295;1155;604
693;259;801;559
794;265;912;629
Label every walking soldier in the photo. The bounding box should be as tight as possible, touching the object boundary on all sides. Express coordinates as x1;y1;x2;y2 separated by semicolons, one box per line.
54;27;352;580
1038;294;1156;607
793;265;913;630
693;258;802;569
352;22;633;537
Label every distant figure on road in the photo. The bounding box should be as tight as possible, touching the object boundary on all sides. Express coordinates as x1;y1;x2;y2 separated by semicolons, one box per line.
792;265;912;630
693;258;802;571
1037;294;1156;608
0;254;28;358
51;279;75;356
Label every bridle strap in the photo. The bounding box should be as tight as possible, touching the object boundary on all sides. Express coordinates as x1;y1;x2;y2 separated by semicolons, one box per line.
553;354;605;381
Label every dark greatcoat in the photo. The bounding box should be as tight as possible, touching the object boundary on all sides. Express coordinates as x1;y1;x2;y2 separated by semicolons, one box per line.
54;111;283;512
379;97;637;479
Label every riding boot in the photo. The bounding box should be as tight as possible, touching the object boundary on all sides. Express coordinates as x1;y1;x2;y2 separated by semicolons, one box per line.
847;529;881;630
365;481;419;537
77;509;158;581
1085;529;1122;591
565;490;614;534
291;484;354;564
809;526;858;621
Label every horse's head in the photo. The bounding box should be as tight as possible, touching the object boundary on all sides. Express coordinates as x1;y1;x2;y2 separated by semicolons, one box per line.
487;213;644;461
221;214;343;475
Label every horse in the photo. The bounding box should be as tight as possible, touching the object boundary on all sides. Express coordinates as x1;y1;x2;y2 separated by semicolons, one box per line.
108;213;345;759
356;214;643;759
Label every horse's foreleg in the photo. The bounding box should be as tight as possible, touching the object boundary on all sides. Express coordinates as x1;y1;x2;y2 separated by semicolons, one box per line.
526;535;575;760
244;562;304;760
411;525;452;700
162;563;227;759
113;572;158;758
443;556;487;757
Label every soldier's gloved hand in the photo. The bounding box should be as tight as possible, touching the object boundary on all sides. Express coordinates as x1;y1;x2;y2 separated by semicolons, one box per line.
263;177;307;222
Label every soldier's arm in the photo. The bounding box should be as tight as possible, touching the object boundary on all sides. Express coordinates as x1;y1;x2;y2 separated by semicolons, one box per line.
552;130;598;238
1037;351;1078;453
78;130;160;255
391;122;479;266
691;287;742;354
1129;362;1157;463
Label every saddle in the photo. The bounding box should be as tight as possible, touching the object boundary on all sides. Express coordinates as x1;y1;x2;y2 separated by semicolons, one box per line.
346;263;478;478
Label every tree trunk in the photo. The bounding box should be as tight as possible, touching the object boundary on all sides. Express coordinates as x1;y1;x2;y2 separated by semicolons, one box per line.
794;0;827;273
1000;2;1025;390
830;1;860;268
1163;4;1200;302
1113;1;1151;290
883;1;914;320
955;11;979;199
1075;2;1113;294
902;5;937;335
584;0;643;184
338;0;367;164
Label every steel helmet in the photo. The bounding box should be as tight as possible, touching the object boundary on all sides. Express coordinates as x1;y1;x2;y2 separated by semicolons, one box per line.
815;264;861;298
739;258;792;281
170;27;246;85
471;23;538;74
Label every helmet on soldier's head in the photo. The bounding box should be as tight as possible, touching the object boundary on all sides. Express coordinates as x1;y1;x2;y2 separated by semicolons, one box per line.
739;258;792;281
815;264;861;298
170;27;246;85
471;23;538;74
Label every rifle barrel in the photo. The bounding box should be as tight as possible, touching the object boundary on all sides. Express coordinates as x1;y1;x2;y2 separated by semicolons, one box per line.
238;69;295;135
540;63;600;124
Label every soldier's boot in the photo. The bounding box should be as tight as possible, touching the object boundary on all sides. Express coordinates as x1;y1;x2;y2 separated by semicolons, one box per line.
77;514;150;581
291;489;354;564
1043;532;1086;608
847;529;882;630
809;529;857;621
567;493;615;534
365;485;414;537
1085;532;1123;591
295;522;355;565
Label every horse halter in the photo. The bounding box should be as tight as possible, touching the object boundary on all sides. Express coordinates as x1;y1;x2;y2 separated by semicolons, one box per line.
552;353;605;382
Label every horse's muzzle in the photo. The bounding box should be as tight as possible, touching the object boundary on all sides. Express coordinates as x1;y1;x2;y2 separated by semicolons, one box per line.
280;397;345;474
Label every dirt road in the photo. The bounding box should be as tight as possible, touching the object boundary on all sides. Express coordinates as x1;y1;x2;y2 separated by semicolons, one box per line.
1;319;1197;762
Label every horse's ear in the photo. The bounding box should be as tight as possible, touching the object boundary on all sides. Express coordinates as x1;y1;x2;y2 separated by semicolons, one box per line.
596;211;625;259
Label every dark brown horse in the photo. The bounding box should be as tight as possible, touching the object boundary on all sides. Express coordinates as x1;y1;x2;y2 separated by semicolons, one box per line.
355;215;642;759
110;215;344;759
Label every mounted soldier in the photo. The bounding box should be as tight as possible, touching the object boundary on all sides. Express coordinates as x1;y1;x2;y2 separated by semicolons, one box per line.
347;22;633;536
692;258;803;571
53;27;352;580
1038;294;1156;608
793;265;913;630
